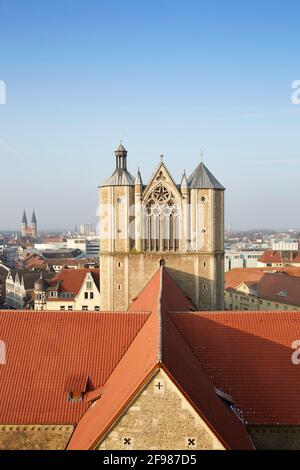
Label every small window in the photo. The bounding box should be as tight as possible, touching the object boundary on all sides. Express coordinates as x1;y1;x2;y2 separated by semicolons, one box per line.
90;292;94;299
60;306;65;311
86;281;93;290
118;262;121;268
84;292;88;299
68;392;83;402
118;285;121;290
94;306;100;311
82;306;88;311
68;306;73;311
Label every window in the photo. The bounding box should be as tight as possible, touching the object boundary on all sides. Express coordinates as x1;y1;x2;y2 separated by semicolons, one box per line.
60;306;65;311
82;306;88;311
86;281;93;290
68;306;73;311
142;184;180;253
68;392;83;402
90;292;94;299
84;292;88;299
94;306;100;311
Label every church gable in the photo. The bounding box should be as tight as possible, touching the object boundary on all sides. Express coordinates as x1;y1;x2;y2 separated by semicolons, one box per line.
97;369;224;451
142;162;182;204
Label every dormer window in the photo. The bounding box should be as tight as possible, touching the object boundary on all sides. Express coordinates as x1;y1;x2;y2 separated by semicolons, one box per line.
68;391;83;402
278;290;288;297
65;374;94;403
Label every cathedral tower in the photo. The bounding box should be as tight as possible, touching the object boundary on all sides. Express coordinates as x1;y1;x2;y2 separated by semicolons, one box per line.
21;210;28;237
30;210;37;238
99;145;224;311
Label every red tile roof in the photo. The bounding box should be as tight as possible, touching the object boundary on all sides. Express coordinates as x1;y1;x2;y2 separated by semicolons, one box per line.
258;251;283;264
68;268;253;450
49;268;99;294
225;268;300;306
0;311;149;424
172;311;300;426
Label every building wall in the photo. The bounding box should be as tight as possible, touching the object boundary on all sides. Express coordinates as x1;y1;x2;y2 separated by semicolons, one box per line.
0;425;73;450
100;253;223;311
225;251;264;272
248;426;300;450
5;275;26;309
225;290;300;311
97;369;224;450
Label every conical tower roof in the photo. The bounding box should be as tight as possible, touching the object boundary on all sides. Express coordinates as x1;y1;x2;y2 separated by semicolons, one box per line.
31;210;37;224
22;210;27;224
188;162;224;190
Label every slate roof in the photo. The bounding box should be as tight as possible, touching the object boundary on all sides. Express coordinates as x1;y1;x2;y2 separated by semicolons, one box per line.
102;169;135;187
188;162;224;190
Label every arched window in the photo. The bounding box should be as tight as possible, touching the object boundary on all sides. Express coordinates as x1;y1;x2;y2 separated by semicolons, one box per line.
142;185;180;252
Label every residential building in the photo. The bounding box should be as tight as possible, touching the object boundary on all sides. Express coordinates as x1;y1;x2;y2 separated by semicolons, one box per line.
5;269;54;309
34;268;100;311
225;250;264;271
225;267;300;311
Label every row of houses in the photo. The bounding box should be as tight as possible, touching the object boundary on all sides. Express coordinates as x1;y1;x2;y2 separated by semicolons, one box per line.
225;267;300;311
0;260;100;311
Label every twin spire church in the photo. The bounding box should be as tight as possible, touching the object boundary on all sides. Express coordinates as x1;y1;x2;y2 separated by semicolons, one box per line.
99;144;225;311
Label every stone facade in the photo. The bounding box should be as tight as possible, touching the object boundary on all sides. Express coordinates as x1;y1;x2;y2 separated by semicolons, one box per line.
0;425;73;450
97;369;224;450
99;146;225;311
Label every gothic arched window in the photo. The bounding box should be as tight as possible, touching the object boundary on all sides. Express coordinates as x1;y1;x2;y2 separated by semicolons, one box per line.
142;185;180;252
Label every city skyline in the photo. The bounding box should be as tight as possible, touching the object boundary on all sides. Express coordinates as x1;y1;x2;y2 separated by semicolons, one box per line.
1;0;300;230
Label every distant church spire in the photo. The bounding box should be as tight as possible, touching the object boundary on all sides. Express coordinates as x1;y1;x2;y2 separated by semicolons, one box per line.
22;210;27;225
31;210;37;225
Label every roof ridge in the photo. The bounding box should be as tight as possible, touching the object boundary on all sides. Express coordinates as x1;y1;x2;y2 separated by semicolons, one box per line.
157;267;163;362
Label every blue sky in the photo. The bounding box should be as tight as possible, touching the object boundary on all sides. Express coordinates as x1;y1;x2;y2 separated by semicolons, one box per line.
0;0;300;230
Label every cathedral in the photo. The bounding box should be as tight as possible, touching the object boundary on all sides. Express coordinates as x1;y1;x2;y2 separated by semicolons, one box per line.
21;210;37;239
99;143;225;311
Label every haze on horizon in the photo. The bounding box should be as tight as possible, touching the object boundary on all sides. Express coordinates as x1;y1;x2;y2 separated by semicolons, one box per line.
0;0;300;231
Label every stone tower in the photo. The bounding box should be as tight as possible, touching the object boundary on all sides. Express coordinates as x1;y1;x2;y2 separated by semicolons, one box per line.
99;144;225;311
30;210;37;238
21;210;28;237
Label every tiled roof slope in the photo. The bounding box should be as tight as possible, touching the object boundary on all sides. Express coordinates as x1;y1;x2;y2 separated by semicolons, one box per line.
258;251;283;264
0;311;149;424
172;311;300;425
225;268;300;306
68;268;253;450
48;269;99;294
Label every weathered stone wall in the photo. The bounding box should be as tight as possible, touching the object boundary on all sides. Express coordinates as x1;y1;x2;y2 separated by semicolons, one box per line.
97;369;224;450
100;252;223;311
0;425;73;450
